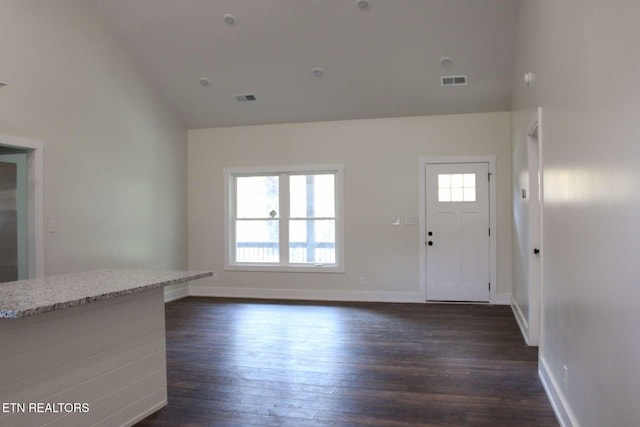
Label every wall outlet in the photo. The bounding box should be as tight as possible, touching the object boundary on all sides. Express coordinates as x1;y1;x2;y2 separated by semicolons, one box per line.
359;277;365;285
563;365;569;389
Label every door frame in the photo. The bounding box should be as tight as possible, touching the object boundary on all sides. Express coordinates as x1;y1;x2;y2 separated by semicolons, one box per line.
418;155;497;303
0;133;44;279
0;153;28;279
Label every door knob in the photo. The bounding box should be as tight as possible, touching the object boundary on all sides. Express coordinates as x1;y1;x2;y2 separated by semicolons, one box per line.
428;241;433;246
428;231;433;236
534;248;540;255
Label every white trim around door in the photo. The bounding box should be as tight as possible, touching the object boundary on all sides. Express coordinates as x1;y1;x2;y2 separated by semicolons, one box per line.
0;133;44;279
418;156;498;304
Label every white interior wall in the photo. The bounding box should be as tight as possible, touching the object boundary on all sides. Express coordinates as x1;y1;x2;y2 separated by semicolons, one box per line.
0;1;187;284
188;112;512;301
511;1;640;425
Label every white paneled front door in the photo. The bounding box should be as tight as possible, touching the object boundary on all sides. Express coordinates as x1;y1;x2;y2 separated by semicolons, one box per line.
425;162;490;302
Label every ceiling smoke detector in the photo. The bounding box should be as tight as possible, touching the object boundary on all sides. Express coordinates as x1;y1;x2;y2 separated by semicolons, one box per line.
198;77;210;86
223;13;237;25
234;93;256;102
357;0;371;10
311;67;324;78
440;57;454;68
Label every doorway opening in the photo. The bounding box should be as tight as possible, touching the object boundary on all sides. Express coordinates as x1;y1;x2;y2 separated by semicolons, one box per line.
527;109;543;345
0;148;27;281
512;108;544;346
0;134;44;280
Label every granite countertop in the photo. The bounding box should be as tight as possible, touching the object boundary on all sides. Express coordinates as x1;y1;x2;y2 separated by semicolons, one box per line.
0;269;212;319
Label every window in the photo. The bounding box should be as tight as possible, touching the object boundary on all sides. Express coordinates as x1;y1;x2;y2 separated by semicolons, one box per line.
438;173;476;202
225;165;344;272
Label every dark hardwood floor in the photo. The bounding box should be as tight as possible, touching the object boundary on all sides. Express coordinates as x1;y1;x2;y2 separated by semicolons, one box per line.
137;298;558;427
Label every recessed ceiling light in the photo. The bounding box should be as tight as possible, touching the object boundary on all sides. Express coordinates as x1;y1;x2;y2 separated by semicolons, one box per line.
356;0;371;10
440;57;454;68
223;13;237;25
198;77;210;86
311;67;324;78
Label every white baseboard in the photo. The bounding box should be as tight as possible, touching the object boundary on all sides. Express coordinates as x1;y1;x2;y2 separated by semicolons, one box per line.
164;283;189;303
188;285;424;303
511;295;530;345
539;357;579;427
492;292;512;305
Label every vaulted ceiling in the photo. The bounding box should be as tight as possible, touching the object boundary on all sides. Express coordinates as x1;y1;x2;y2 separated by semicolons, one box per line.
92;0;517;128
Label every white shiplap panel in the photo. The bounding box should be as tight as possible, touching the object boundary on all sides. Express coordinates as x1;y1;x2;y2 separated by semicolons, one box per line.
0;290;159;359
1;372;167;427
31;371;167;427
0;331;165;404
47;351;166;404
0;288;167;427
91;388;167;427
0;310;164;385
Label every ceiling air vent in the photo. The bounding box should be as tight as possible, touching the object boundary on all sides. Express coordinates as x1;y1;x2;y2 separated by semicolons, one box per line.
234;93;257;102
441;75;468;87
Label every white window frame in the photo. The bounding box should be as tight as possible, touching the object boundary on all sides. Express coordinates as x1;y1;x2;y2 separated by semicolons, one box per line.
224;164;345;273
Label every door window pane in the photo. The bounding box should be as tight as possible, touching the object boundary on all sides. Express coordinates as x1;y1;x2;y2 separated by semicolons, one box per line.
235;220;279;263
438;173;476;203
237;176;279;218
438;188;451;202
450;174;463;188
438;174;450;188
289;219;335;264
463;173;476;187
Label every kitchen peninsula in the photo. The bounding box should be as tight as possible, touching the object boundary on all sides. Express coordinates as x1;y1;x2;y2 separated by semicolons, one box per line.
0;269;212;427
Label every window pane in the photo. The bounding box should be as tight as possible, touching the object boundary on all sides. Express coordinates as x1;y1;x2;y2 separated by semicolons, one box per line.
438;188;451;202
438;173;476;203
463;173;476;187
438;174;450;188
463;188;476;202
235;220;279;263
289;219;335;264
237;176;279;219
290;174;335;218
451;188;463;202
450;174;463;187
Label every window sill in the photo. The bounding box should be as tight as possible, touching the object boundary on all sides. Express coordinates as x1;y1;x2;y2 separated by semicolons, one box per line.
224;264;345;273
